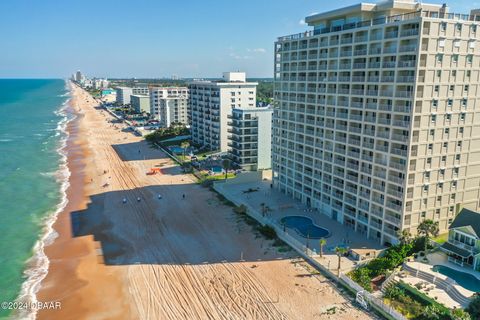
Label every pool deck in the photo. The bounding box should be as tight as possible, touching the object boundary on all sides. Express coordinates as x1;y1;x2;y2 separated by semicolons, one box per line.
401;253;477;308
215;176;384;274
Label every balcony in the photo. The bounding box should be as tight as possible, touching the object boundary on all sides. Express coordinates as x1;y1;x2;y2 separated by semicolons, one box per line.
400;29;419;37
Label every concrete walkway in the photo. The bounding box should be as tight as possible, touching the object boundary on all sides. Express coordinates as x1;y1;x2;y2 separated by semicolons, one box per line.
214;177;383;274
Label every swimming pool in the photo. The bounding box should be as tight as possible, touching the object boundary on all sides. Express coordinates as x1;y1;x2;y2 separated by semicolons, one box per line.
211;166;223;174
432;265;480;292
169;146;184;154
280;216;330;239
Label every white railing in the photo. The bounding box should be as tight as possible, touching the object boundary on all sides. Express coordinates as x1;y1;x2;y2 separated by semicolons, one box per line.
340;274;407;320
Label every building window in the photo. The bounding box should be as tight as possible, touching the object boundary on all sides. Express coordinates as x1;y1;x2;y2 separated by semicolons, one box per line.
452;54;459;63
454;39;460;48
449;85;454;92
452;70;457;77
467;70;471;77
460;113;466;121
430;129;435;137
445;128;449;134
443;142;448;148
469;40;476;49
434;85;439;93
438;38;446;47
432;99;438;108
462;99;467;108
456;23;462;32
445;114;451;121
428;143;433;151
441;155;447;162
436;54;443;63
452;181;457;188
431;115;436;123
427;158;432;165
447;99;453;107
467;55;473;64
441;22;447;31
459;127;464;134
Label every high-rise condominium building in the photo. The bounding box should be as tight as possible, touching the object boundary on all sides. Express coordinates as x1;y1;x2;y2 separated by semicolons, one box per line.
273;0;480;245
149;87;189;127
228;106;273;171
189;72;258;152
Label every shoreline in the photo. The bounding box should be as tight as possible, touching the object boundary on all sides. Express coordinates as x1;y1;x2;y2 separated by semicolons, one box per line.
36;83;130;319
15;82;73;320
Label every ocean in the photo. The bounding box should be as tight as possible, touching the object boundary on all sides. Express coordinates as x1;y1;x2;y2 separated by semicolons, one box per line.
0;79;71;319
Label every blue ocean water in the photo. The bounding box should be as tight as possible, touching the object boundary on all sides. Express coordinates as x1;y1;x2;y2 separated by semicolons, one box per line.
0;79;71;318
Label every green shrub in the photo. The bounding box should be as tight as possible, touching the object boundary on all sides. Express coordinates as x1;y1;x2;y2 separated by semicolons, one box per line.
384;285;405;300
466;295;480;319
349;267;373;292
257;225;277;240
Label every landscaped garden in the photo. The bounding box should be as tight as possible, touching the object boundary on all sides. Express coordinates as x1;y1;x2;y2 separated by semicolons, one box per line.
347;219;478;319
383;281;471;320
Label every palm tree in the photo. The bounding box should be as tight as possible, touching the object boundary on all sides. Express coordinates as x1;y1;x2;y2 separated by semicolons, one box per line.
180;141;190;162
398;229;412;245
417;219;439;257
222;159;231;181
335;246;348;276
319;238;327;258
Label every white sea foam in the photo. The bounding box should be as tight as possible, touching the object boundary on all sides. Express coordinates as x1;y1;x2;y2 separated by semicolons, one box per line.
16;80;75;320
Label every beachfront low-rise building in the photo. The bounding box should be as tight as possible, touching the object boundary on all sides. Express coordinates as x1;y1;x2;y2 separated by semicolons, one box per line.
149;87;189;127
441;208;480;271
115;86;149;105
273;0;480;245
227;106;273;171
189;72;258;152
131;95;150;114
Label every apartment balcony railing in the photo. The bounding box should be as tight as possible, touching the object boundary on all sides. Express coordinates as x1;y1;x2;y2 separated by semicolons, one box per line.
399;44;417;52
400;29;419;37
398;60;416;68
397;76;415;82
369;62;381;68
385;31;398;39
382;61;396;68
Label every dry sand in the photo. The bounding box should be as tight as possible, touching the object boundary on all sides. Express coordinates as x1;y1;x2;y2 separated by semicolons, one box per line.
37;83;373;320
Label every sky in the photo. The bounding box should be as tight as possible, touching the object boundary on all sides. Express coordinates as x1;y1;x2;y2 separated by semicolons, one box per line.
0;0;477;79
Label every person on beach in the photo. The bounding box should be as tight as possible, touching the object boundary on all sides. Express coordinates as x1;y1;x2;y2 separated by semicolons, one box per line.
182;194;185;199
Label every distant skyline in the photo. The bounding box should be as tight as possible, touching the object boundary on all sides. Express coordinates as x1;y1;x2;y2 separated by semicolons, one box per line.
0;0;476;78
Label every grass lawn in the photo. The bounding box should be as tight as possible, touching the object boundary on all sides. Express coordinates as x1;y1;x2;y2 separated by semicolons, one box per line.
200;173;236;181
432;232;449;244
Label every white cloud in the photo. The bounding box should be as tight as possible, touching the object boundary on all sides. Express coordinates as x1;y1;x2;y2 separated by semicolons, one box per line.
229;53;252;60
299;19;306;26
246;48;266;53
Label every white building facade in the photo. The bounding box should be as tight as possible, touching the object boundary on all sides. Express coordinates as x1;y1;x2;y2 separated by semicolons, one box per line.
273;0;480;245
115;86;149;105
149;87;189;127
228;107;273;171
189;72;258;152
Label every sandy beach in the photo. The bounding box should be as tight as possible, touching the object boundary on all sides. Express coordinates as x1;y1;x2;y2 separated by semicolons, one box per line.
36;83;373;320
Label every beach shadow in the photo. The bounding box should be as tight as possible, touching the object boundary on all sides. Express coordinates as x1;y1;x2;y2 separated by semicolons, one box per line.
70;182;293;266
112;141;164;161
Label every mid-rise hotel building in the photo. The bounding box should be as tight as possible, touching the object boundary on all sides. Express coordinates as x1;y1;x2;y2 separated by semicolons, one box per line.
189;72;258;152
228;106;273;171
149;87;189;127
273;0;480;245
